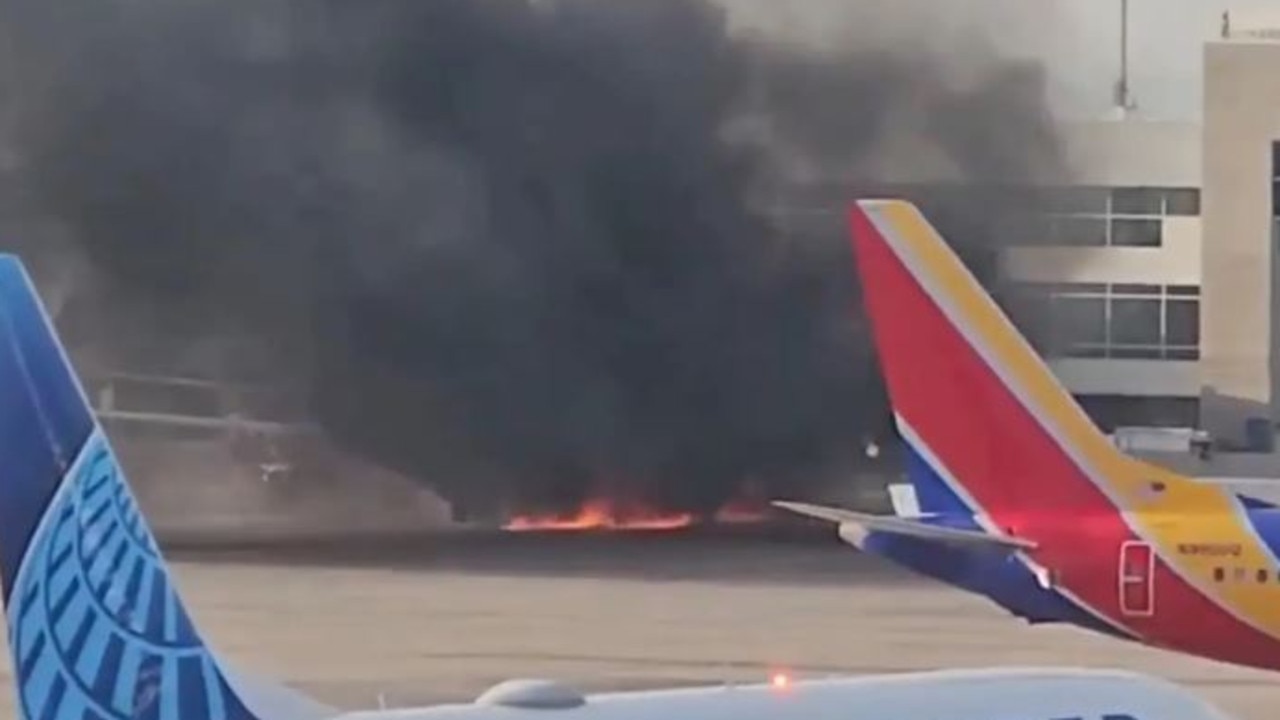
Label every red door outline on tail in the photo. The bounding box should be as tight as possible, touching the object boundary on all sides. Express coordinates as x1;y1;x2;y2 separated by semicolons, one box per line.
1119;541;1156;617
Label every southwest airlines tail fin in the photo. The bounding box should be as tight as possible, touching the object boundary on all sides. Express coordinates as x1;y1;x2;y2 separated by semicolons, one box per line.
0;256;333;720
849;200;1195;519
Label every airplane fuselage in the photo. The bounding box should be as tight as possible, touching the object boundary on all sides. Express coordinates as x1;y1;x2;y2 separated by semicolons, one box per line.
857;508;1280;672
336;670;1223;720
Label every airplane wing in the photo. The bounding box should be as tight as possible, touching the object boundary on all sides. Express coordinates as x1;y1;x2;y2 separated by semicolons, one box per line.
772;500;1037;550
221;663;340;720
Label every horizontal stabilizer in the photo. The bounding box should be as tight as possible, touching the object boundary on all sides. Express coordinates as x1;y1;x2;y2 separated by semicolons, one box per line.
772;501;1037;550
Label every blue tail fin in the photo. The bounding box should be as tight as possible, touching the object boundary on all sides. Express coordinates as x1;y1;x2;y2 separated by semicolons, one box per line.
0;256;305;720
895;419;973;517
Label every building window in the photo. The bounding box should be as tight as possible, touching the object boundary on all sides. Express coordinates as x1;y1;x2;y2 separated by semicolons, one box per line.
1051;296;1107;349
1049;216;1108;246
1110;298;1161;346
1013;282;1200;361
1026;185;1202;247
1053;186;1110;215
1165;300;1199;348
1111;187;1164;215
1110;218;1162;247
1165;188;1200;216
1079;396;1199;431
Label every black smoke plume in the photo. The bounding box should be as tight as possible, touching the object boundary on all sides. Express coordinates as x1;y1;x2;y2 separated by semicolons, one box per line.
0;0;1066;517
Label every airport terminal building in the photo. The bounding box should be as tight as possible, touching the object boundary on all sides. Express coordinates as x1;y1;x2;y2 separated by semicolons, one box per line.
769;17;1280;459
998;21;1280;453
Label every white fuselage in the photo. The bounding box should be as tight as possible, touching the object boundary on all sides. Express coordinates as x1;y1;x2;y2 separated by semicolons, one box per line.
332;668;1234;720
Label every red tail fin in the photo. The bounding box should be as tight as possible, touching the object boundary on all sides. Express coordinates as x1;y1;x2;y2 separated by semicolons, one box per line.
848;200;1155;516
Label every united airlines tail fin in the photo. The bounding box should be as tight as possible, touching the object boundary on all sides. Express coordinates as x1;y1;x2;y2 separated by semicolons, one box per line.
0;255;333;720
848;200;1200;519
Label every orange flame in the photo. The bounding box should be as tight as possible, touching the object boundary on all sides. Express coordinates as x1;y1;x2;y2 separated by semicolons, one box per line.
502;492;769;532
503;497;695;532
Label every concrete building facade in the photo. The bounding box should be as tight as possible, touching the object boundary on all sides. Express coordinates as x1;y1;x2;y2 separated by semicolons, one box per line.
767;13;1280;454
991;18;1280;451
1199;34;1280;448
998;120;1204;431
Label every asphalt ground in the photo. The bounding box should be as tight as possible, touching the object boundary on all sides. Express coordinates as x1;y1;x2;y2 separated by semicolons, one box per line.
0;529;1273;719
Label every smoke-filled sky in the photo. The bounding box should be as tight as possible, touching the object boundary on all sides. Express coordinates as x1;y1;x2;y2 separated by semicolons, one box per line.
0;0;1069;515
725;0;1280;121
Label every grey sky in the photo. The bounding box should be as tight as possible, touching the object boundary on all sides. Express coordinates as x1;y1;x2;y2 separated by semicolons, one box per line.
721;0;1280;121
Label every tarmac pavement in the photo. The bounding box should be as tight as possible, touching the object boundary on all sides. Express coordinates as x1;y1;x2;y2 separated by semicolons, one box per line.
0;532;1272;719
